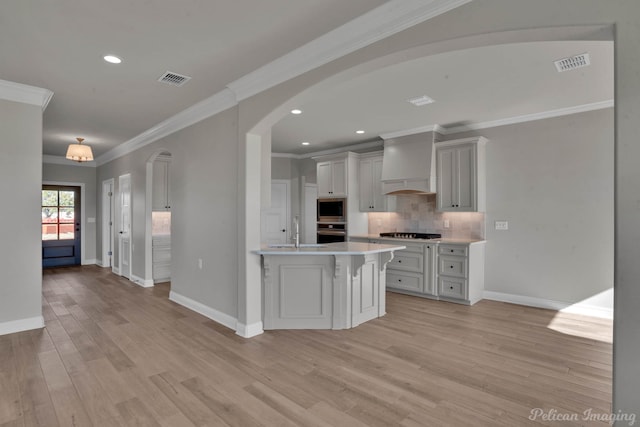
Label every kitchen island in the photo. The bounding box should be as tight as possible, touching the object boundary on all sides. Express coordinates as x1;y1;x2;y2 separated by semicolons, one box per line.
254;242;405;330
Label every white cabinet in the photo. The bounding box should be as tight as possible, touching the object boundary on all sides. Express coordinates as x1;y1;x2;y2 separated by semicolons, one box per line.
437;242;485;305
435;137;486;212
152;235;171;283
152;156;171;211
313;152;369;238
317;158;347;197
359;153;395;212
383;240;438;298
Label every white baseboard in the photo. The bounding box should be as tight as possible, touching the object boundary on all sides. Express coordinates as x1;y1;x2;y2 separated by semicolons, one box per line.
130;274;154;288
0;316;45;336
169;291;238;332
95;259;103;267
82;258;97;265
483;291;614;319
236;321;264;338
112;267;120;275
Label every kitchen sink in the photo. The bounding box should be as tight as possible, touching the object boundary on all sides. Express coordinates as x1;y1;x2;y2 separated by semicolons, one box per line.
267;243;327;248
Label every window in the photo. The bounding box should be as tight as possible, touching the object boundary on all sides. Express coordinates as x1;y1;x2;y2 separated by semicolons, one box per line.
42;188;76;241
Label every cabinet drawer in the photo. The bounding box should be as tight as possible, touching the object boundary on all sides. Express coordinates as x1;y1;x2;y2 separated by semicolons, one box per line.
438;245;468;257
438;276;466;300
152;248;171;263
388;251;423;272
386;271;423;293
438;255;467;278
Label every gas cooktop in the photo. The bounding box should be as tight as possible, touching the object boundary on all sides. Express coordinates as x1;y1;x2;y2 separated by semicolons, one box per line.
379;232;442;240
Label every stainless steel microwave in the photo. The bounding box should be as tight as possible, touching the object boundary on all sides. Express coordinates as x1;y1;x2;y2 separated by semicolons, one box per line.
317;198;346;222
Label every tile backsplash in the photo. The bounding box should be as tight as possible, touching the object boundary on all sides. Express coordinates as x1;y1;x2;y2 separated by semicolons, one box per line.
152;211;171;235
368;194;485;239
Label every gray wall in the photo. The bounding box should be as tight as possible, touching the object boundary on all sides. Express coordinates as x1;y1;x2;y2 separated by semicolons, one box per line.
97;107;239;317
0;99;42;326
42;163;98;263
451;108;614;306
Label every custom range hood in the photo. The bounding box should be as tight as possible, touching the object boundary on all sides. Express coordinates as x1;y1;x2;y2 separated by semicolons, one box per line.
380;127;442;195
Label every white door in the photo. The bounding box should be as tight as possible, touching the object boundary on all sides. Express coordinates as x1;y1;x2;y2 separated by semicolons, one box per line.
102;179;115;268
118;174;132;279
261;181;289;245
304;184;318;243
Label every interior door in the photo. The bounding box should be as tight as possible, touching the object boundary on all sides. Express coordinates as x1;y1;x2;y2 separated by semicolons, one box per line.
261;181;289;244
118;174;132;279
42;186;81;267
304;184;318;244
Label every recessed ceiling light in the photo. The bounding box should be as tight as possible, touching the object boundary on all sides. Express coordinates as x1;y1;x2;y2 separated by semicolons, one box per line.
291;109;302;115
408;95;435;106
301;142;310;145
356;130;365;134
103;55;122;64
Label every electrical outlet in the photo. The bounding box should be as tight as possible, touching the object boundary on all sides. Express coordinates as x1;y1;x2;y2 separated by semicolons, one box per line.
443;219;450;229
495;220;509;230
198;258;203;269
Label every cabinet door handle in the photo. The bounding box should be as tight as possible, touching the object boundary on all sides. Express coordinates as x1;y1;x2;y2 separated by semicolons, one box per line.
398;260;402;263
398;279;402;282
281;229;286;232
450;249;454;253
450;265;454;268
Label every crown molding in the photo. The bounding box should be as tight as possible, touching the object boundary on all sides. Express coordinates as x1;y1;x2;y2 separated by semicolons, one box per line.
228;0;472;101
0;79;53;111
43;154;97;167
375;100;614;140
273;139;383;160
380;124;445;140
441;99;614;134
96;88;238;166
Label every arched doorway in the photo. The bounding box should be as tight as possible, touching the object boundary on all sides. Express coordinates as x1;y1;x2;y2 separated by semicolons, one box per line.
237;25;614;337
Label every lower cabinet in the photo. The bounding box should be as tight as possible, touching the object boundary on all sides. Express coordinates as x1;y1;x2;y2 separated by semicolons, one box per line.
152;235;171;283
353;236;485;305
437;242;485;305
384;240;438;299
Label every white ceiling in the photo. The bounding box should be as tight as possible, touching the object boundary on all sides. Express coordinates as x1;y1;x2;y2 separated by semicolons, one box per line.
0;0;386;157
0;2;613;159
272;40;613;154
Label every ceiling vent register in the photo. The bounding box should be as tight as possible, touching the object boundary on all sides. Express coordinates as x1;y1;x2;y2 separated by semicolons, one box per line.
157;71;192;87
554;53;590;72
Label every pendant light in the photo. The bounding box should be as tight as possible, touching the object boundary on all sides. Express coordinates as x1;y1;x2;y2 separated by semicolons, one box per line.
66;137;94;162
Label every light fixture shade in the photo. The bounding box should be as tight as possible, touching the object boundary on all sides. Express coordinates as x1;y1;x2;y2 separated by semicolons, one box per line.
66;138;94;162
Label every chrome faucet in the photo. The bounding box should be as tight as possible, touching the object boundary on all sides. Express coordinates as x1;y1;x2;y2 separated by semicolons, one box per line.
293;215;300;248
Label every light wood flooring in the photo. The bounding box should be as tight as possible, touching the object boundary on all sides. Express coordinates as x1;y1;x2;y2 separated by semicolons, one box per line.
0;265;612;426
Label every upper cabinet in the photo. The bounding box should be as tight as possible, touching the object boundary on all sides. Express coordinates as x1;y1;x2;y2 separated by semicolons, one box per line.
435;137;487;212
152;155;171;211
359;153;395;212
316;156;348;198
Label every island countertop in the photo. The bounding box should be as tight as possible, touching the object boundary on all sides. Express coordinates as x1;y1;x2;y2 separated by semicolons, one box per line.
254;241;406;255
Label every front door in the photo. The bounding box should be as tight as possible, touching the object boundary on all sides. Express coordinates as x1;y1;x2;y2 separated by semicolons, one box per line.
118;174;132;279
42;186;81;267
